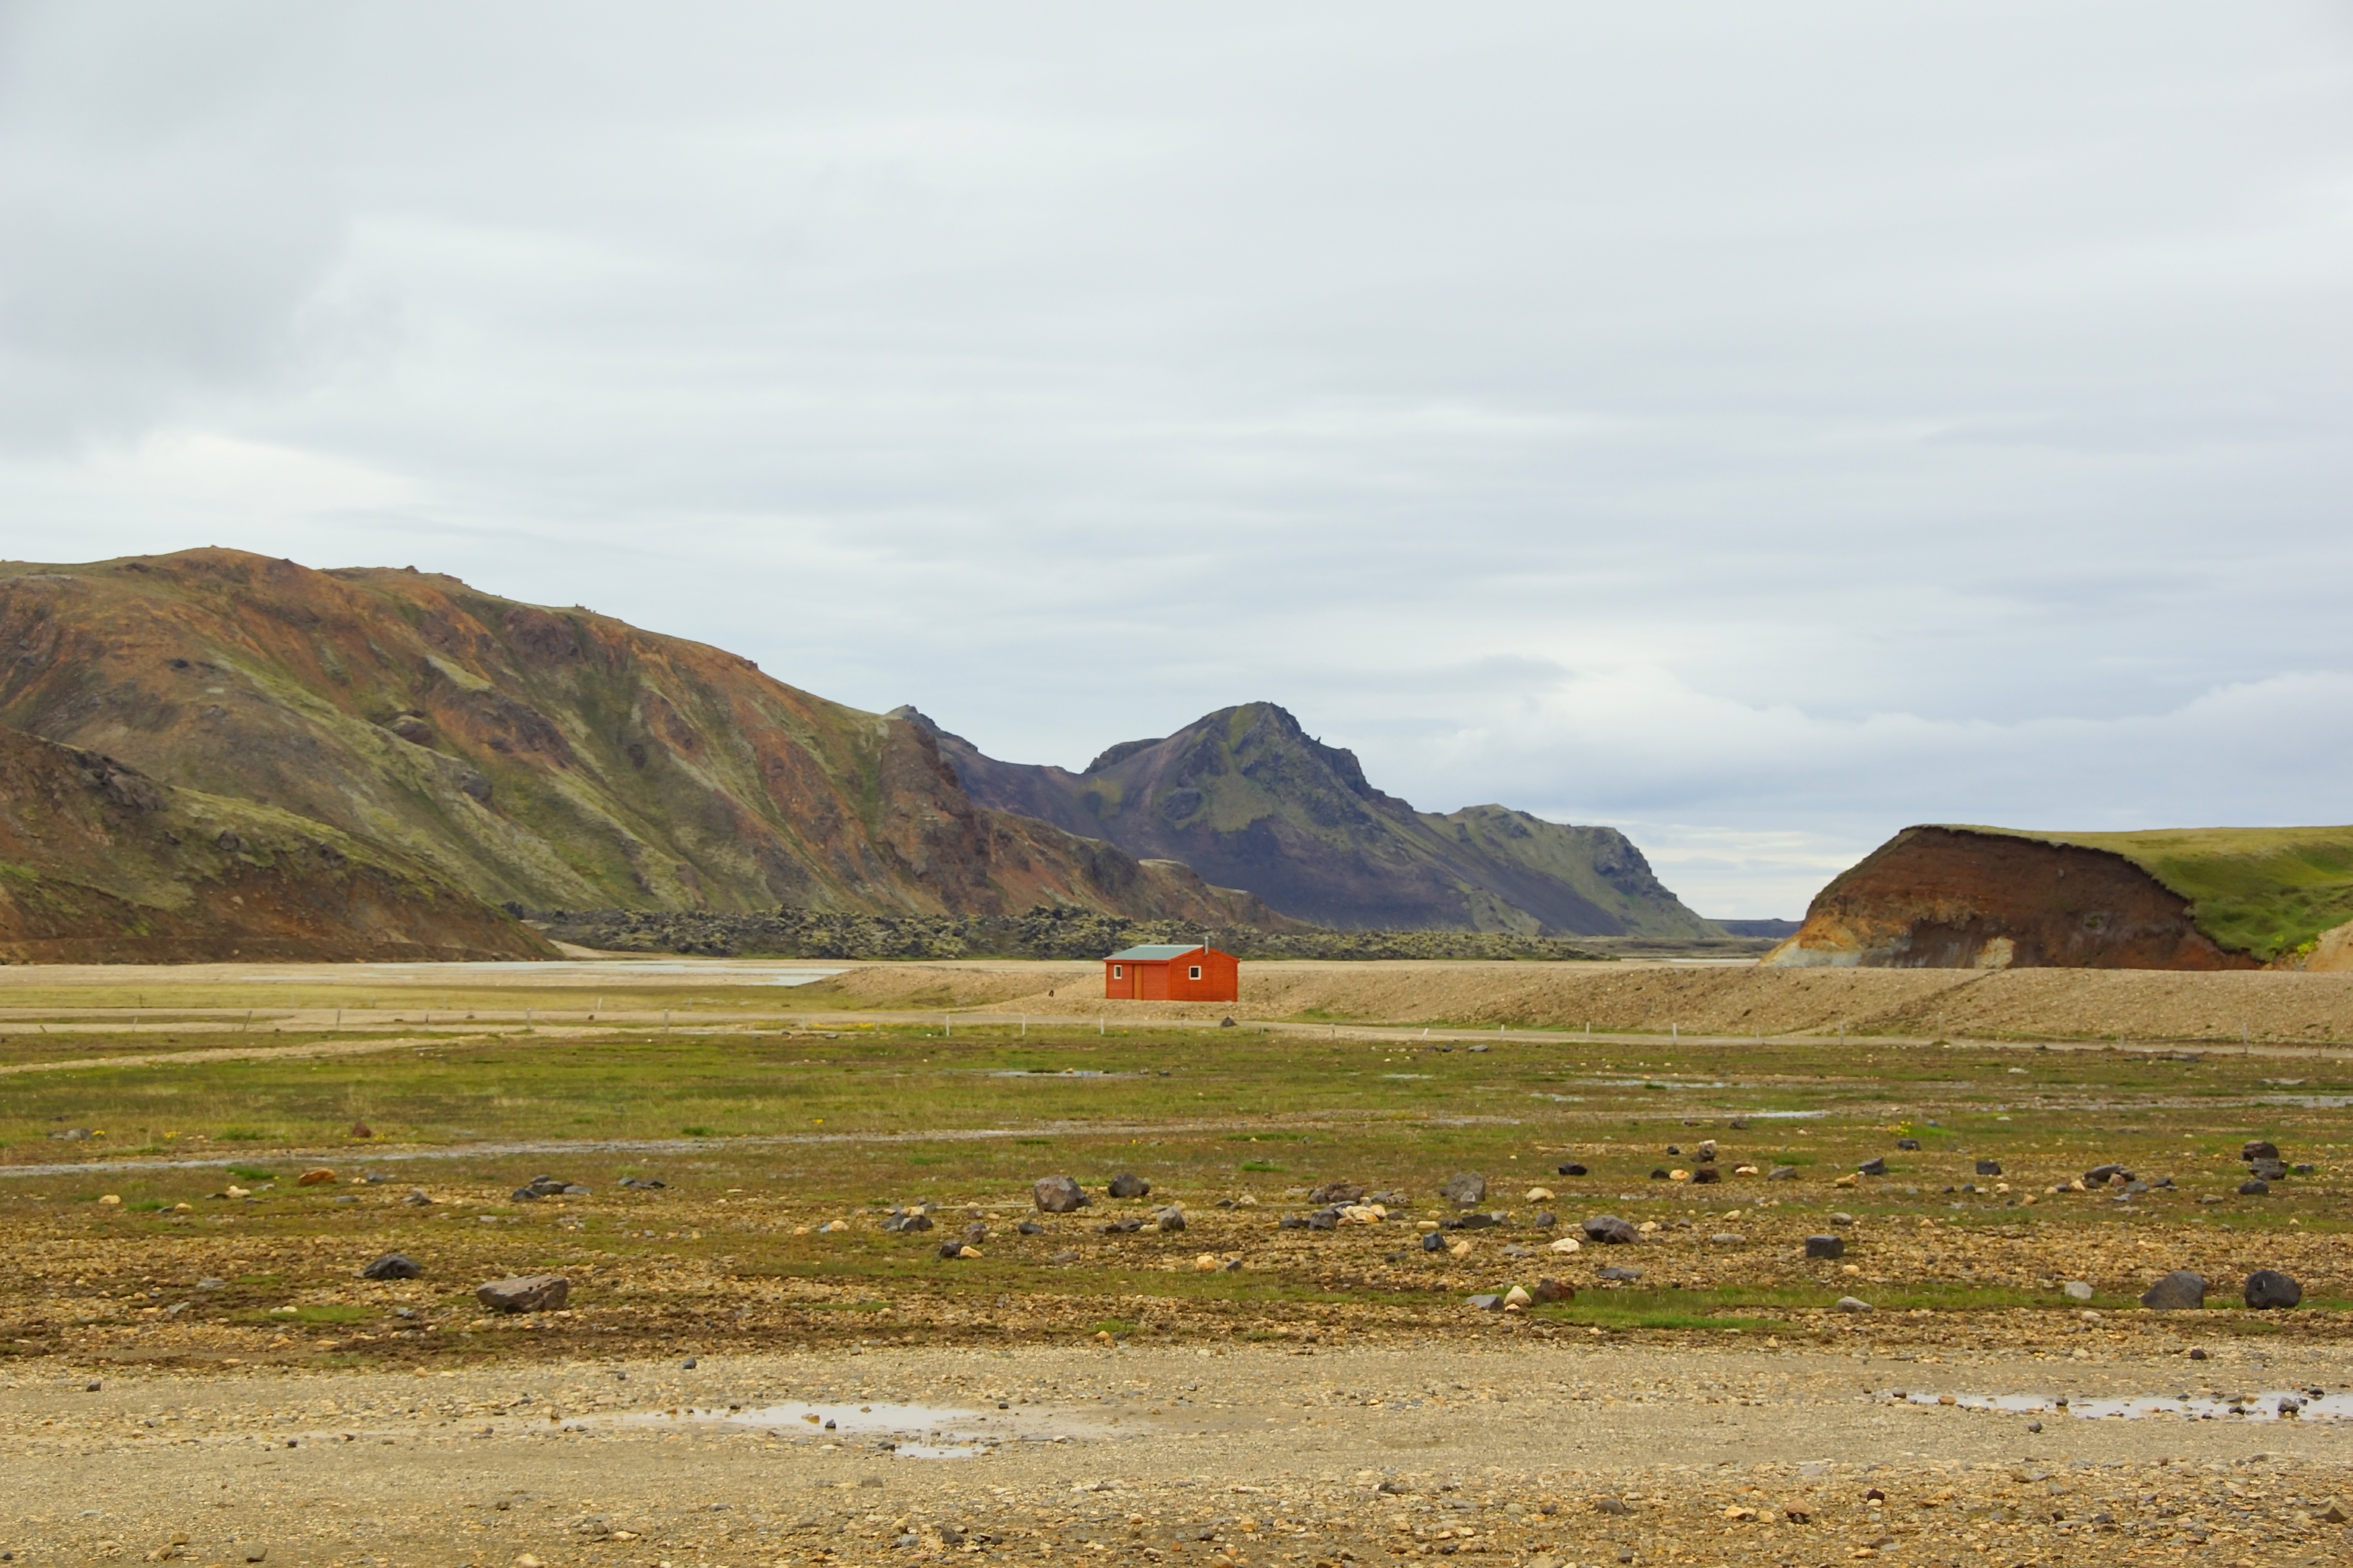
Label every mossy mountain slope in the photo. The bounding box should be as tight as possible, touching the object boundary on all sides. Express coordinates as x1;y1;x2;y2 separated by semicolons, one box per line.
920;700;1714;937
0;726;551;962
0;550;1263;923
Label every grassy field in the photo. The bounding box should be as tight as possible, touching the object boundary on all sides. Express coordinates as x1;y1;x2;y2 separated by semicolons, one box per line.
1;959;2348;1372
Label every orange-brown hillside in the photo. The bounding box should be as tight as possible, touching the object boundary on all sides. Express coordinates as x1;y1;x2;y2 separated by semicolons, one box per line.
0;726;551;962
0;550;1266;923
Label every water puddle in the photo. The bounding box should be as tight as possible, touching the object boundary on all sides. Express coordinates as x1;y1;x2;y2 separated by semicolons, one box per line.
982;1069;1144;1079
1897;1390;2353;1421
599;1400;1119;1457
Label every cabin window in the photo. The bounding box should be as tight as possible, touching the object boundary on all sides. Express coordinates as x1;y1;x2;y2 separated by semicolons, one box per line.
1189;965;1202;980
1111;964;1123;979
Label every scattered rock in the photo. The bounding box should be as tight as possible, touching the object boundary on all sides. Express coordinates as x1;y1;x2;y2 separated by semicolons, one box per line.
1554;1162;1589;1176
938;1241;970;1260
1503;1285;1532;1308
2243;1269;2302;1309
2138;1270;2206;1311
1307;1182;1365;1204
1833;1295;1873;1313
2240;1139;2280;1163
1107;1172;1151;1199
1597;1265;1643;1282
881;1209;933;1233
1593;1496;1633;1516
2061;1280;2093;1301
1581;1214;1639;1245
1895;1138;1921;1151
296;1168;336;1186
1440;1172;1487;1207
1690;1165;1721;1184
617;1177;667;1190
1856;1157;1888;1177
1048;1249;1080;1264
2315;1498;2349;1525
1016;1220;1045;1235
1466;1293;1503;1311
349;1121;374;1138
1100;1214;1146;1234
2248;1157;2288;1181
2238;1179;2271;1196
1708;1232;1745;1245
1532;1277;1575;1303
1765;1165;1798;1182
2083;1163;2132;1186
1975;1159;2002;1175
1033;1175;1086;1213
1152;1206;1187;1233
475;1275;569;1313
1419;1232;1445;1253
1804;1235;1845;1260
360;1253;422;1281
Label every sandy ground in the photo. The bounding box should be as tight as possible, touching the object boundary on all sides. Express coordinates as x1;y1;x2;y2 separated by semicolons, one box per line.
9;1339;2350;1567
9;956;2352;1048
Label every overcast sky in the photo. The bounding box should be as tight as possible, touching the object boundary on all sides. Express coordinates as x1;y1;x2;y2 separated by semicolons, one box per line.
4;3;2350;917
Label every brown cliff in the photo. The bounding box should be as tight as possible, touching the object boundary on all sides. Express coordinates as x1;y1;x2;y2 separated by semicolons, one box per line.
1765;825;2260;971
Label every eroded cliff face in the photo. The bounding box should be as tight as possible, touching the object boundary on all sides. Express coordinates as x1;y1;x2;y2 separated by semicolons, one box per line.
0;727;552;962
1766;825;2260;971
0;550;1263;923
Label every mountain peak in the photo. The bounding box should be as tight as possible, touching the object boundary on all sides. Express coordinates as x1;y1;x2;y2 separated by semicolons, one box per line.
941;703;1715;938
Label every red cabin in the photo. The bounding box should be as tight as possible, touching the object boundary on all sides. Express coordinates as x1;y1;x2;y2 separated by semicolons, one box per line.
1103;942;1238;1003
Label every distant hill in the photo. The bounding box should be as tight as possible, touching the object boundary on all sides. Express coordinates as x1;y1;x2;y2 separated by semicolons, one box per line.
914;700;1716;938
1714;917;1800;939
0;726;548;962
0;550;1267;925
1767;823;2353;970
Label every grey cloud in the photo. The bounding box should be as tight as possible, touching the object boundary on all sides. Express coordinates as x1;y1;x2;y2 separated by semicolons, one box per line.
1;3;2349;915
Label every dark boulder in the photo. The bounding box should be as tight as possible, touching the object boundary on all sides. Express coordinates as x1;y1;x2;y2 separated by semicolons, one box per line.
2138;1270;2207;1311
1033;1175;1086;1213
475;1274;569;1313
2240;1140;2280;1163
359;1252;422;1281
1804;1235;1845;1260
1439;1172;1487;1207
1107;1172;1151;1199
2243;1269;2301;1309
1581;1214;1639;1245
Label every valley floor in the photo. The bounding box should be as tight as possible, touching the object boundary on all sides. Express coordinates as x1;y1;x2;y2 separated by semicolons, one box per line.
1;958;2349;1565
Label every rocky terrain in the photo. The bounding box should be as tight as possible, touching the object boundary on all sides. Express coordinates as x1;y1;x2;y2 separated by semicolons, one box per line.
533;905;1605;961
917;702;1716;939
0;549;1265;927
0;727;547;962
1767;824;2353;971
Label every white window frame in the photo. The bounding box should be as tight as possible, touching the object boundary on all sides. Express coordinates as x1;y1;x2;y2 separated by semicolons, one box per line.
1111;964;1123;979
1188;965;1203;980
